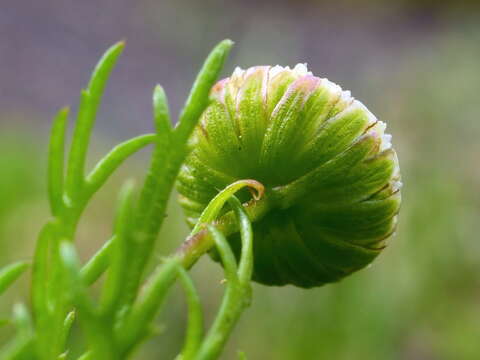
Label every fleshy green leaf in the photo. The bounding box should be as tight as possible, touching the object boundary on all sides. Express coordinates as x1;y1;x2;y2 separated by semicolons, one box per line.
31;222;54;324
119;39;234;310
47;107;69;216
100;181;136;316
59;242;116;360
65;42;125;201
80;237;114;286
116;257;181;355
153;85;172;135
84;134;156;198
175;39;234;142
0;262;29;296
58;310;76;357
59;243;95;313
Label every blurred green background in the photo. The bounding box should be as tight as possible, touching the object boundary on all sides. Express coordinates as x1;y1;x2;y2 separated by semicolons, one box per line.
1;1;479;359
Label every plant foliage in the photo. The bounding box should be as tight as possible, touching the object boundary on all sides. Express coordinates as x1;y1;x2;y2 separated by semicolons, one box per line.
0;39;260;360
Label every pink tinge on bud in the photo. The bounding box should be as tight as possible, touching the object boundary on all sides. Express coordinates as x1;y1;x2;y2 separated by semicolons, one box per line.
179;61;402;288
291;75;322;93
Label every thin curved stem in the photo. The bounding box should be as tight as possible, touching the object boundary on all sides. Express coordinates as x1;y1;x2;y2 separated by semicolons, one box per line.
177;191;273;269
177;267;204;360
193;198;254;360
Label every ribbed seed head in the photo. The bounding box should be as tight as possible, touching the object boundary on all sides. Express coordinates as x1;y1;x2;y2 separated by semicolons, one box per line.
177;64;401;288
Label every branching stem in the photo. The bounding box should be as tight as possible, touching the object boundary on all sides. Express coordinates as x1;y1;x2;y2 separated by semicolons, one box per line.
177;192;273;269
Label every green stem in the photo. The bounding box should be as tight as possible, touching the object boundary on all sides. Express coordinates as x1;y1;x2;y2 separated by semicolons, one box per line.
114;192;266;359
193;198;254;360
177;192;273;269
80;237;114;286
120;39;234;309
177;267;204;360
117;256;182;356
194;284;248;360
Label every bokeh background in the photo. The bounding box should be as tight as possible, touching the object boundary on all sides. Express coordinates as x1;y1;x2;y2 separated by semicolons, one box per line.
1;0;480;359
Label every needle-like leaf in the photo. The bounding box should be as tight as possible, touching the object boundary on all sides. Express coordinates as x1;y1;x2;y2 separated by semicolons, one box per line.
80;237;114;286
118;84;173;307
65;42;125;201
84;134;156;199
31;222;54;324
60;242;116;360
153;85;172;135
175;39;233;142
58;311;76;357
0;262;29;296
116;256;181;355
120;40;234;309
100;181;135;316
47;107;69;216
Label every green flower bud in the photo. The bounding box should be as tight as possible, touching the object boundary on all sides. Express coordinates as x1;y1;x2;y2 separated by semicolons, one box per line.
177;64;401;288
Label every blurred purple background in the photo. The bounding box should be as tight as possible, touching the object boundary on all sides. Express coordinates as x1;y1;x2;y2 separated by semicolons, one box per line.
1;0;471;135
1;1;480;359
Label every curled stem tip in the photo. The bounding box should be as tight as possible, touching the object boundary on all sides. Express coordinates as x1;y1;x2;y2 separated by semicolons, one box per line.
243;180;264;201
